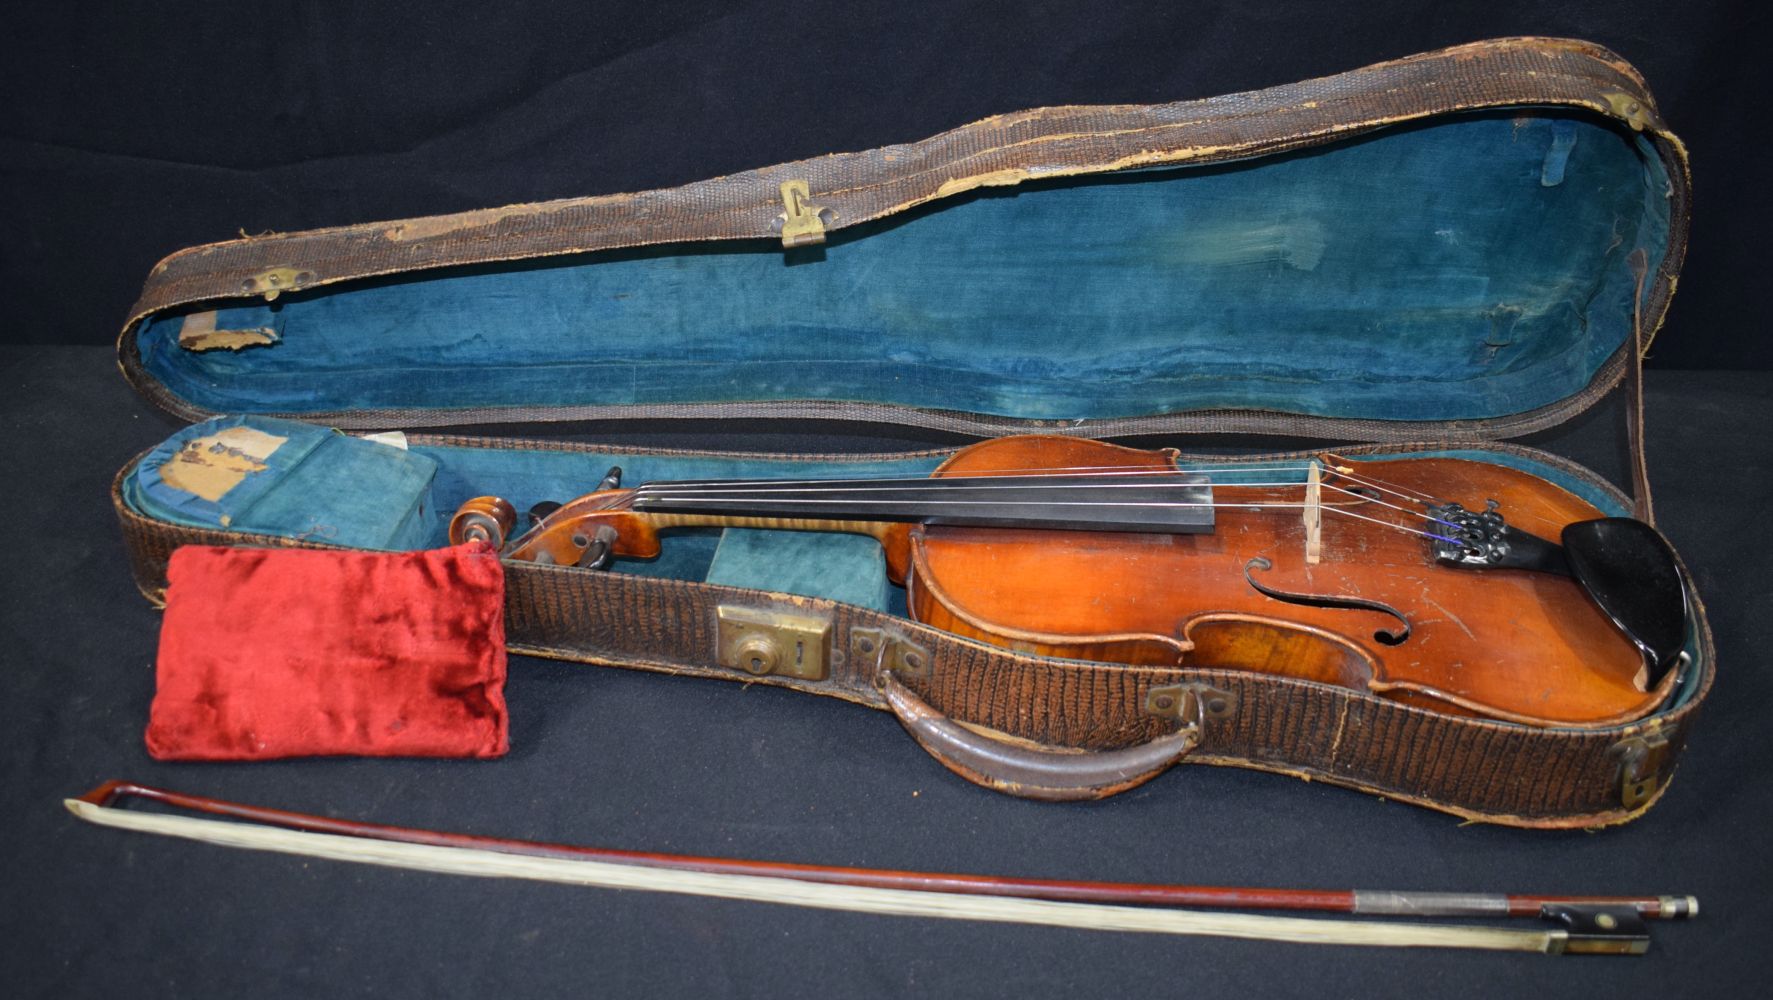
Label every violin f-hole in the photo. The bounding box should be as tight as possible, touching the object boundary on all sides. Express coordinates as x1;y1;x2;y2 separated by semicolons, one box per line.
1242;556;1412;646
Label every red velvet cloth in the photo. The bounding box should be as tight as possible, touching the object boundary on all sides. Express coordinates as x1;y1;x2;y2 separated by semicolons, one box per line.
146;542;508;760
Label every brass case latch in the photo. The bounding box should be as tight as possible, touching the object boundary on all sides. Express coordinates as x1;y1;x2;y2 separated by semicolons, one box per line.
1613;728;1672;809
776;180;831;248
716;605;832;681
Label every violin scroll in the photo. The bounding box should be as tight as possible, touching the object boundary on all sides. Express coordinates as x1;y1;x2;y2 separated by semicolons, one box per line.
449;496;517;548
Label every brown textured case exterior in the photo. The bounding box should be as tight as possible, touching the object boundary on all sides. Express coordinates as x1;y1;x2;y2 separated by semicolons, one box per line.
110;38;1706;827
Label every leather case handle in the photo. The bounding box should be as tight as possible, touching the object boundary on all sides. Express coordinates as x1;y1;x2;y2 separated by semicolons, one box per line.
881;673;1201;801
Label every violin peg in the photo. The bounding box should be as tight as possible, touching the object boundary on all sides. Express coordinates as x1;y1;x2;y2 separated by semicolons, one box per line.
575;526;619;571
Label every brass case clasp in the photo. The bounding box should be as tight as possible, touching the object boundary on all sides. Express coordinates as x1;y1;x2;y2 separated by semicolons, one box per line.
716;605;832;681
1613;727;1673;809
777;180;831;248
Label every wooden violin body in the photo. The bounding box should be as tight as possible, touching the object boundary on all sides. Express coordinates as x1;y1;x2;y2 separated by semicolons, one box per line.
453;435;1684;730
907;437;1671;728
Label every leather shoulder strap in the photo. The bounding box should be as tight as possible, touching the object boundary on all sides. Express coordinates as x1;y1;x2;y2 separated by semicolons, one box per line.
1627;248;1656;523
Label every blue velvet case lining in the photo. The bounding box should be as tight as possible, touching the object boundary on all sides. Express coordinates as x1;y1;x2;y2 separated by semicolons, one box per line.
132;110;1672;426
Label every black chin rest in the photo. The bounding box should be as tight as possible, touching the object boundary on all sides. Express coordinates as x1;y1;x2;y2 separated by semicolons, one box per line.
1561;518;1689;689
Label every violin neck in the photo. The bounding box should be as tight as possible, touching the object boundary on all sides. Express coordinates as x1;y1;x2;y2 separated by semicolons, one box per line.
627;473;1218;534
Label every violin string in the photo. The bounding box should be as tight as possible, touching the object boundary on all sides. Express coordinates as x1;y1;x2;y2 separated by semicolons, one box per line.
1323;465;1565;534
624;459;1543;540
635;459;1463;513
1315;461;1567;536
1320;504;1463;543
636;494;1463;544
1298;481;1460;528
634;462;1323;489
1314;465;1441;506
638;478;1458;529
642;478;1303;494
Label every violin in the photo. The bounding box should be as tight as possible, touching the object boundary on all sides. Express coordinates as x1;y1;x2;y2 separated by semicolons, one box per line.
448;435;1689;728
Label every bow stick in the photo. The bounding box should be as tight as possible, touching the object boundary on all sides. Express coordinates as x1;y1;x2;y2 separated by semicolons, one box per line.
66;781;1693;955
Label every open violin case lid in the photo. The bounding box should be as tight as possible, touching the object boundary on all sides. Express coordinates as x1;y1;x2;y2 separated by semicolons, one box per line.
111;37;1707;827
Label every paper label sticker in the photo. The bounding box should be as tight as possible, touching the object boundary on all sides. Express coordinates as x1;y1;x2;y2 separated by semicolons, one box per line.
177;310;279;352
158;426;289;502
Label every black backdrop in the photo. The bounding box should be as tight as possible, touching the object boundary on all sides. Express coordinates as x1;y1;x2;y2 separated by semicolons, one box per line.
5;4;1772;999
0;0;1765;367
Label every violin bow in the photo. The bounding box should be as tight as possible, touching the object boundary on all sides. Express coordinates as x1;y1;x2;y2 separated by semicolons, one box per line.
67;780;1694;955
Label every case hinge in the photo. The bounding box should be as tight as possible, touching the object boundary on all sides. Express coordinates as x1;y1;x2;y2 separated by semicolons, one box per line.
776;180;831;248
1144;684;1236;724
240;266;315;302
1612;726;1672;809
852;627;929;680
1600;92;1651;132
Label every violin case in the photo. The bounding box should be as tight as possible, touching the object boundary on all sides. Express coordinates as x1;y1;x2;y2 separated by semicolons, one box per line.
109;37;1707;828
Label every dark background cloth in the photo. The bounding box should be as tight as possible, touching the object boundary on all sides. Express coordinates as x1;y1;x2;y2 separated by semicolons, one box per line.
3;2;1771;998
5;355;1772;996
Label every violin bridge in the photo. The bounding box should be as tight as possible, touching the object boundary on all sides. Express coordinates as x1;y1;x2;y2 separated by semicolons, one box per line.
1303;460;1323;565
